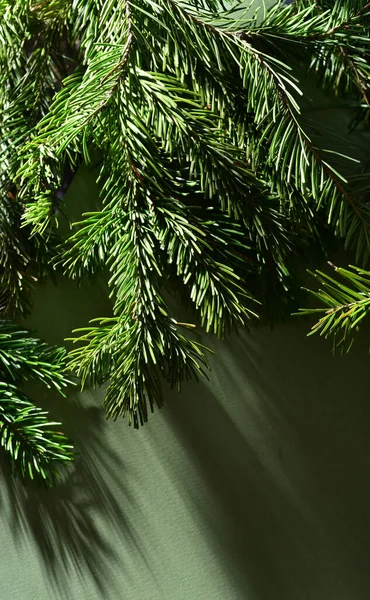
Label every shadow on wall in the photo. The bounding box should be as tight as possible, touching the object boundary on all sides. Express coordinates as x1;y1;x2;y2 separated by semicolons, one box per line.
1;277;161;599
0;384;147;599
163;324;370;600
3;274;370;599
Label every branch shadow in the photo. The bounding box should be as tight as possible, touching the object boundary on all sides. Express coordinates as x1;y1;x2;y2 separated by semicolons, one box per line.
0;273;161;597
0;384;149;599
162;325;370;600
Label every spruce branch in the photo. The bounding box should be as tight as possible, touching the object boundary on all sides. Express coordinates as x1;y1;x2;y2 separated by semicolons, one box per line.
298;263;370;352
2;0;370;425
0;321;73;392
0;321;74;484
66;183;212;426
167;0;370;259
0;383;73;484
237;40;370;261
297;0;370;117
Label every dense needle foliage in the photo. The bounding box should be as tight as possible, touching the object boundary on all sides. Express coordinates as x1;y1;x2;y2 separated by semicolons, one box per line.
1;0;370;457
0;321;73;484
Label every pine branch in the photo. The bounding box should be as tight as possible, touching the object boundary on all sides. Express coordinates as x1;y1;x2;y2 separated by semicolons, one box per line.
297;263;370;352
0;194;34;316
0;0;71;315
17;0;133;234
158;1;370;259
0;382;73;484
0;321;74;484
3;0;370;425
66;182;212;426
0;320;72;392
153;198;258;334
297;0;370;116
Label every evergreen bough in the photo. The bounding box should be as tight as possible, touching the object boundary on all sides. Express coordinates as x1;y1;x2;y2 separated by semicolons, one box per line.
0;321;73;484
0;0;370;473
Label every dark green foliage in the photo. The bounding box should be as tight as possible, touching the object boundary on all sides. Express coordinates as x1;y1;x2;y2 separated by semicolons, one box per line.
0;321;74;484
298;263;370;352
1;0;370;427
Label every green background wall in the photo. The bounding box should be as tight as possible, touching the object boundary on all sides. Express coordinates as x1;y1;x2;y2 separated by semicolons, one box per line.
2;2;370;598
2;271;370;600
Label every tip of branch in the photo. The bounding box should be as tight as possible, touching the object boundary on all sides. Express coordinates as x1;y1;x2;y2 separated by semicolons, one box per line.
327;261;338;270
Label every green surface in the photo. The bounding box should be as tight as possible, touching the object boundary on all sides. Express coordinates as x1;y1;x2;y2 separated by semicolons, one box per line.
1;271;370;599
